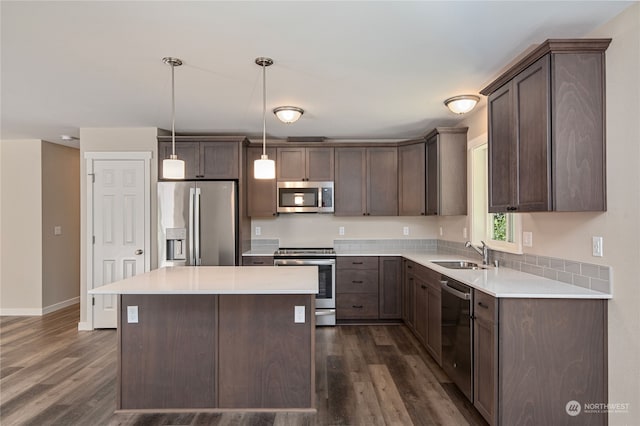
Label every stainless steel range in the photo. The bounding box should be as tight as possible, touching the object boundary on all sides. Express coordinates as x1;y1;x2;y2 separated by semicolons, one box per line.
273;248;336;326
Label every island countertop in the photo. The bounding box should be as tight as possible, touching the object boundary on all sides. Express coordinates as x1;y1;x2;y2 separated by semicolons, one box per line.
88;265;318;295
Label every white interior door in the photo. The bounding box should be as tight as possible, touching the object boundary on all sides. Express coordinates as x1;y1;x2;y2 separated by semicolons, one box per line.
91;159;146;328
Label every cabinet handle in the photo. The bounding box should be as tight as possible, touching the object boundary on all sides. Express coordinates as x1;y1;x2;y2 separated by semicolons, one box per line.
407;265;413;269
253;261;264;265
352;280;364;284
421;212;425;215
352;262;363;265
421;284;427;289
507;206;518;211
352;305;364;309
477;301;489;309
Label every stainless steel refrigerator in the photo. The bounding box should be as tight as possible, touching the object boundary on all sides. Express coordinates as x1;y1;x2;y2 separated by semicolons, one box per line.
158;181;237;267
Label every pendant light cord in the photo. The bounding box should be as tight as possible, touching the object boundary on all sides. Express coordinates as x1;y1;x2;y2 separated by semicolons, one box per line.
171;62;176;158
262;61;267;157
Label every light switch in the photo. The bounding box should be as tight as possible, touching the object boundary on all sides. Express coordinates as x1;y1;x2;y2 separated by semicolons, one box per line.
127;306;139;323
592;236;603;257
255;226;261;236
339;226;345;236
403;226;409;236
523;231;533;247
54;226;62;236
294;306;305;323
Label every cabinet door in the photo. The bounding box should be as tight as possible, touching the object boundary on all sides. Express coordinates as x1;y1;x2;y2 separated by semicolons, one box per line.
335;147;366;215
379;257;402;319
514;55;551;212
200;142;239;179
474;316;496;425
246;147;277;217
426;137;439;215
403;267;416;329
158;141;200;180
398;143;426;216
414;277;428;344
488;83;516;213
426;285;441;365
367;147;398;216
306;147;334;181
277;147;306;181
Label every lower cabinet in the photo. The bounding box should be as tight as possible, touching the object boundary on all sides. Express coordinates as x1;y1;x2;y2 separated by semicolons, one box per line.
473;293;607;426
402;260;442;365
337;256;402;321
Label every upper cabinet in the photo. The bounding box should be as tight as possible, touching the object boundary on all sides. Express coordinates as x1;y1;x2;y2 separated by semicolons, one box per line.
277;146;334;181
398;142;426;216
481;39;611;213
335;146;398;216
158;136;242;180
425;127;468;216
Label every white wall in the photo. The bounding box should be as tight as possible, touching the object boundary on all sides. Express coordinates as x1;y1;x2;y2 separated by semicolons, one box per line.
451;5;640;423
78;127;159;327
42;141;80;312
0;140;43;314
251;215;439;247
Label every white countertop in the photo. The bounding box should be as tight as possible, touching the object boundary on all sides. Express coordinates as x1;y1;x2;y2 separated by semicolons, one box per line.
88;266;319;295
403;254;611;299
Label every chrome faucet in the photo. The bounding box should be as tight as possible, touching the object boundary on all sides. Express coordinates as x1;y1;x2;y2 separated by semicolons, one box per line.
465;241;489;265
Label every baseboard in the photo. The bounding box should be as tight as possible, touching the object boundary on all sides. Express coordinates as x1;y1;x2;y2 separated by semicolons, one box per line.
77;321;93;331
1;297;80;316
0;308;43;316
42;297;80;315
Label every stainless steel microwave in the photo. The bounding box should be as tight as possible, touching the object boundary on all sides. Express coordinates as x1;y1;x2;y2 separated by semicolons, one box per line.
277;181;334;213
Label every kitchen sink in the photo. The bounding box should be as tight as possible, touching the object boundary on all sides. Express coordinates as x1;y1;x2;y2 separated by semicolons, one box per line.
431;261;486;270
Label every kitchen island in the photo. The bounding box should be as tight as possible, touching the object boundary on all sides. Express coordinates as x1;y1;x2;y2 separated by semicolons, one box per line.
89;266;318;412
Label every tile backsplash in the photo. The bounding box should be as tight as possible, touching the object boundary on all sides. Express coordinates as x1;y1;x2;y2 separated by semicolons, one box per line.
437;240;611;294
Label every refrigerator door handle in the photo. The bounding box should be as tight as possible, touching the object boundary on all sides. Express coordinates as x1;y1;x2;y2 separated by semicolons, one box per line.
194;187;201;266
188;187;196;266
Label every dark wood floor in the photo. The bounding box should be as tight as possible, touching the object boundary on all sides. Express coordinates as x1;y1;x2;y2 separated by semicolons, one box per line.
1;305;487;426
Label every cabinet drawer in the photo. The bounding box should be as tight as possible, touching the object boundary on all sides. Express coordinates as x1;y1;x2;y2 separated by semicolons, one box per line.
474;291;497;323
242;256;274;266
337;270;379;293
337;256;378;270
337;294;379;319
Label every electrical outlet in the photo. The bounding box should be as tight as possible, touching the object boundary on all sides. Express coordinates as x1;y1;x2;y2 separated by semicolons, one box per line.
127;306;139;323
403;226;409;236
439;226;443;237
339;226;345;236
255;226;261;236
592;236;603;257
463;227;468;239
54;226;62;236
294;306;305;323
523;231;533;247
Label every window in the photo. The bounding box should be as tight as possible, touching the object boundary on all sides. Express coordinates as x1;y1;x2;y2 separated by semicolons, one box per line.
469;137;522;254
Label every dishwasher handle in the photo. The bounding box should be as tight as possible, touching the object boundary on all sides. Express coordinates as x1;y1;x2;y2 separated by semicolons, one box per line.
440;280;471;300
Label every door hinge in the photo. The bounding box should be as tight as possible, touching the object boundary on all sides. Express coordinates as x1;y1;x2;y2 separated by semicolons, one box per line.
88;173;95;183
92;297;95;306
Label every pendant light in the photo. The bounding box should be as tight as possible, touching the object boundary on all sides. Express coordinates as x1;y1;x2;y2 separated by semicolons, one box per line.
162;57;185;179
254;57;276;180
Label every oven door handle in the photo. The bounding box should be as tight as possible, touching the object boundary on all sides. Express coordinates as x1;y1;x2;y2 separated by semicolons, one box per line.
315;309;336;316
441;280;471;300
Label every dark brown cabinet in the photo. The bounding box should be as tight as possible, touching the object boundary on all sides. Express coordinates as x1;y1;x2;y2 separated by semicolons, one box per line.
481;39;610;212
378;257;402;319
242;256;274;266
402;261;441;365
425;127;468;216
335;146;397;216
473;292;607;426
398;142;426;216
336;256;379;320
277;146;334;181
158;137;240;180
246;146;277;217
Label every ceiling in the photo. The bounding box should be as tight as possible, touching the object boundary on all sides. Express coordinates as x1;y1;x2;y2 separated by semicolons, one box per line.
1;1;634;148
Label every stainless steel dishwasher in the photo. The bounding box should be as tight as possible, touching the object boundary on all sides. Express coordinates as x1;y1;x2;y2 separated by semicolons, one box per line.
440;276;474;401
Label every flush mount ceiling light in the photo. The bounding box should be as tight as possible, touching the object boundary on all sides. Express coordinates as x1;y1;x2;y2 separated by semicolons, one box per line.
273;106;304;124
444;95;480;114
254;57;276;180
161;57;185;180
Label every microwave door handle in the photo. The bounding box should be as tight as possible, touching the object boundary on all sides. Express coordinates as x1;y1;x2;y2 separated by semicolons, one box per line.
194;187;201;266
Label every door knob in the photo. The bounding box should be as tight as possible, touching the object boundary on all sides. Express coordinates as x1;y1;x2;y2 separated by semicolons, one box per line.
135;249;144;255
